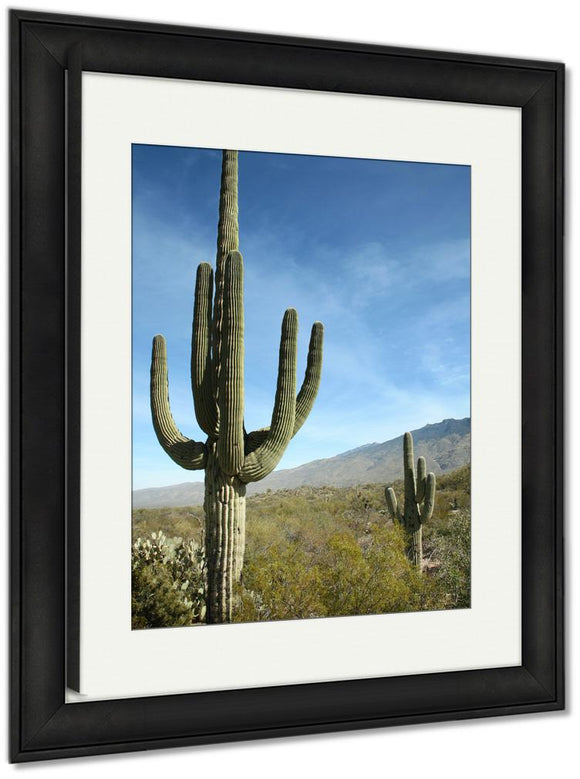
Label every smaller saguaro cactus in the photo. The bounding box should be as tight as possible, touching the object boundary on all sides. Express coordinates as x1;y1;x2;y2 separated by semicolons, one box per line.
385;432;436;569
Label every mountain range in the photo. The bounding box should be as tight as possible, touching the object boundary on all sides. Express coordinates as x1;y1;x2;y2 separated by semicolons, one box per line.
133;417;470;509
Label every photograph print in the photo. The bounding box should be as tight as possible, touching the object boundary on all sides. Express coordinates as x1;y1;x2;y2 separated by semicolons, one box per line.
131;146;471;628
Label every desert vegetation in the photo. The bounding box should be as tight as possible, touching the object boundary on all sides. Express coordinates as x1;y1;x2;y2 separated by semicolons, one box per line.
132;464;470;629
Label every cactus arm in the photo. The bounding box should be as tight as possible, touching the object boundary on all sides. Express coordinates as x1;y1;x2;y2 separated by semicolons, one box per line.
385;487;402;522
239;308;298;482
217;251;245;475
150;335;206;469
213;150;239;406
294;321;324;435
420;472;436;522
191;263;219;437
415;456;427;503
244;321;324;453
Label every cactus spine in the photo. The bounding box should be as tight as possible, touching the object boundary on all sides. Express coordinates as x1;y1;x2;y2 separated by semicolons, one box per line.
385;432;436;569
150;150;324;623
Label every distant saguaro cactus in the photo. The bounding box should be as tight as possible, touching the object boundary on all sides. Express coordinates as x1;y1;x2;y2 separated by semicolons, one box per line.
385;432;436;568
150;150;324;623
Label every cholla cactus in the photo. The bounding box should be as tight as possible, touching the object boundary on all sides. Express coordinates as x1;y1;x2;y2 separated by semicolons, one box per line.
150;150;324;623
385;432;436;569
132;532;206;626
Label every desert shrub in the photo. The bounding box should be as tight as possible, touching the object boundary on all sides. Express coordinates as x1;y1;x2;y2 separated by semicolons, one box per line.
131;531;206;629
239;522;426;622
238;543;323;621
318;524;425;615
132;507;204;545
424;508;471;609
437;465;471;495
131;564;193;629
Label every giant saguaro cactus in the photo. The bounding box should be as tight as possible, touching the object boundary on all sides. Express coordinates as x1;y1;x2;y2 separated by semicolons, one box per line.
150;150;324;623
385;432;436;569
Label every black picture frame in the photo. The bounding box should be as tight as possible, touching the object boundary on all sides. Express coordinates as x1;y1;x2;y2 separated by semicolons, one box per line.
9;8;564;763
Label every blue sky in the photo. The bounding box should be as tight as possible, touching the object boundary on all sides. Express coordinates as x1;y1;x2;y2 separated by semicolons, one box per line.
132;146;470;489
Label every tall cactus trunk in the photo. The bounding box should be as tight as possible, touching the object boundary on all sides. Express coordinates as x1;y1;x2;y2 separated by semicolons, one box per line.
204;443;246;623
408;527;422;568
403;434;422;567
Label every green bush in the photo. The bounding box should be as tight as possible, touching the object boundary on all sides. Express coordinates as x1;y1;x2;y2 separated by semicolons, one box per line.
238;522;428;622
424;508;471;609
131;531;206;629
132;466;471;625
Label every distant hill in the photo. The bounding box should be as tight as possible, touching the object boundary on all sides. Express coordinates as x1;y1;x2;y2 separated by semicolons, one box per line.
133;417;470;509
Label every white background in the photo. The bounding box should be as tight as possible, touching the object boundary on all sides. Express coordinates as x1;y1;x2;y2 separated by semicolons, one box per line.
0;0;575;776
80;74;520;698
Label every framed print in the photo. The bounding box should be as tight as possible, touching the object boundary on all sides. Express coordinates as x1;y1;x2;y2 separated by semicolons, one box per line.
10;9;564;762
